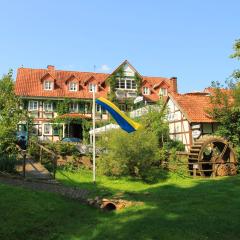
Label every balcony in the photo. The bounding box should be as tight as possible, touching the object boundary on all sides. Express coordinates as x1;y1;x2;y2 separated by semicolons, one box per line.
115;90;137;99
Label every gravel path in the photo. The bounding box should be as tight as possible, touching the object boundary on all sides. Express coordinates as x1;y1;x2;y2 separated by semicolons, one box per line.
0;176;89;202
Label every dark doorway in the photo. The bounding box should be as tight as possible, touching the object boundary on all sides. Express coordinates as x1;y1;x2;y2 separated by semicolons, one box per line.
70;124;83;139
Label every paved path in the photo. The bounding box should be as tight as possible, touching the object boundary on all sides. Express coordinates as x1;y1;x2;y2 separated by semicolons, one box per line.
16;159;53;180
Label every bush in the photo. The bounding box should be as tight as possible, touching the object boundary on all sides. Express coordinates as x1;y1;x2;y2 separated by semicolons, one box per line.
27;142;40;161
97;129;161;182
45;142;80;157
167;149;189;177
163;139;185;152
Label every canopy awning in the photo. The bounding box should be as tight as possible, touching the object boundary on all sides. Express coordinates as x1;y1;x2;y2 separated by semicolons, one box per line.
56;113;91;120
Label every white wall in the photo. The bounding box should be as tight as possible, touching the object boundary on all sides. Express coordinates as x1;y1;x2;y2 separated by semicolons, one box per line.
123;64;135;77
167;98;191;151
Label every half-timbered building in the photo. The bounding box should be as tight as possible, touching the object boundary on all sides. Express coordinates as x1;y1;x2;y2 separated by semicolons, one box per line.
15;60;178;141
166;91;218;151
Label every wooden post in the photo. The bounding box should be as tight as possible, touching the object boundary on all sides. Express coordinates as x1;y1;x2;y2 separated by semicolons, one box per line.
39;147;42;164
53;156;57;179
193;168;196;178
212;162;216;178
193;163;198;178
22;150;26;178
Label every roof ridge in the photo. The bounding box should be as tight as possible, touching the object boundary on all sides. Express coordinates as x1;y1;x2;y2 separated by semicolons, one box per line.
19;67;110;75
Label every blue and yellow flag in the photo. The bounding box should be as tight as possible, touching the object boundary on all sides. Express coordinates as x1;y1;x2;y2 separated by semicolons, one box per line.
96;97;141;133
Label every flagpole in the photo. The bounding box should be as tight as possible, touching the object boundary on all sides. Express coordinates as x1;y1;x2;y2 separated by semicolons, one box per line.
92;85;96;183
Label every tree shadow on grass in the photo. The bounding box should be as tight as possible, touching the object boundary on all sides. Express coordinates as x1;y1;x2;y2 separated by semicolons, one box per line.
5;169;239;240
61;176;240;240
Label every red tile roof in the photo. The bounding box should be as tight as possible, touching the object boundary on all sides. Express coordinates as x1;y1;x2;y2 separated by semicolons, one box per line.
15;66;176;102
169;92;214;123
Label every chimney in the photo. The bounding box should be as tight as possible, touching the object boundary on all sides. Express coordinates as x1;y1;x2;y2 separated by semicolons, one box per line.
47;65;55;71
170;77;178;93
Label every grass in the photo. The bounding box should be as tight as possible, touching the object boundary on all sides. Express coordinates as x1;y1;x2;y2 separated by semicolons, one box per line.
1;169;240;240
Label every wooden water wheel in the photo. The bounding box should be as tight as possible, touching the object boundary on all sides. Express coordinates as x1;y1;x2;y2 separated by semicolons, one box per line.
188;136;238;177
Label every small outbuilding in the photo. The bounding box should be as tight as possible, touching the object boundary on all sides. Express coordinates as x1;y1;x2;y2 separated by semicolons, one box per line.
166;90;218;151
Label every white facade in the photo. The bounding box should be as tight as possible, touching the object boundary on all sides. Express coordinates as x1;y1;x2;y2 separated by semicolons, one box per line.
167;98;191;151
166;96;218;151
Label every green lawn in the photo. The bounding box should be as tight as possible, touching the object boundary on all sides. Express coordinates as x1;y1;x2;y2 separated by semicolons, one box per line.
1;170;240;240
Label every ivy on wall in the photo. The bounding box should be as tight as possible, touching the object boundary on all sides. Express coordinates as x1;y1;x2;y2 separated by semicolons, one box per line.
106;65;142;111
56;98;92;115
134;73;142;96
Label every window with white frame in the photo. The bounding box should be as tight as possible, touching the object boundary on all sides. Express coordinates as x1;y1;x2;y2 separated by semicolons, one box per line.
69;82;78;91
43;124;52;135
43;80;54;90
69;102;78;112
159;88;167;96
28;101;38;111
143;87;150;95
116;77;136;90
88;83;97;92
43;102;53;112
96;104;101;113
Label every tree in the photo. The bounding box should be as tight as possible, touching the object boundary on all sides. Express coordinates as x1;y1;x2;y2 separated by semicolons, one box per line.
0;70;26;171
97;100;172;182
208;39;240;156
140;100;169;146
97;128;161;182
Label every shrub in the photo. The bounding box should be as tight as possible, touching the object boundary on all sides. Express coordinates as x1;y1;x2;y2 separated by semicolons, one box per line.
45;142;79;157
163;139;185;152
97;129;161;182
167;148;189;177
27;141;40;161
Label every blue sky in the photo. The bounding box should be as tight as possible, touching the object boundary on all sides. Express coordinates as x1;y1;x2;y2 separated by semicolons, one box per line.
0;0;239;93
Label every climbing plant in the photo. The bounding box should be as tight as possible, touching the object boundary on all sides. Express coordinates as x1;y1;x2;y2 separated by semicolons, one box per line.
106;66;142;111
56;98;71;115
134;73;142;96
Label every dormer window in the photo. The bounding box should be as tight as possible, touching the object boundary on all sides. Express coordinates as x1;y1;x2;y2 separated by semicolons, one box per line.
143;87;150;95
159;88;167;96
89;83;97;92
44;80;53;90
69;82;78;91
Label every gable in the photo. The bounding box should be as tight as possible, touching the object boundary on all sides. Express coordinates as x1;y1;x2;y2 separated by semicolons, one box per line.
122;63;136;77
110;60;142;79
166;97;185;121
167;93;214;123
40;72;56;83
65;74;80;84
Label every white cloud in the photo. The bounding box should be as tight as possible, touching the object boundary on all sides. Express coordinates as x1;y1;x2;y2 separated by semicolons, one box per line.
98;64;111;72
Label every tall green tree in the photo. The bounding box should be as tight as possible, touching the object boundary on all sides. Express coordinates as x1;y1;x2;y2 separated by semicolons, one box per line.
208;40;240;153
0;70;26;171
